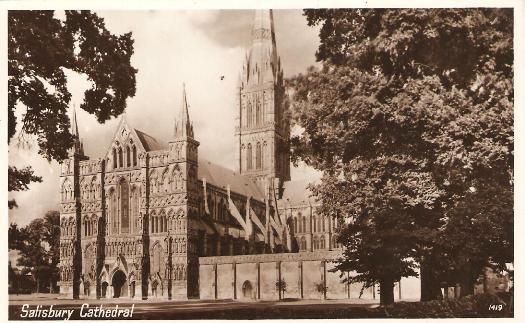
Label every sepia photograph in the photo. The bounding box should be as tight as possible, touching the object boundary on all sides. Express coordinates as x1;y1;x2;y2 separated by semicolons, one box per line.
5;1;518;320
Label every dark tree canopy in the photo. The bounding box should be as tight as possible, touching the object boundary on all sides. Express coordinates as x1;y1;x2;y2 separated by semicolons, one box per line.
9;211;61;293
8;10;137;195
289;9;513;305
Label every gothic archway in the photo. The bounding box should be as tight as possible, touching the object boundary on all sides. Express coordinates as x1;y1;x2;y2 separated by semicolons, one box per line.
151;280;159;297
129;281;136;298
111;270;127;298
101;282;108;298
242;280;254;299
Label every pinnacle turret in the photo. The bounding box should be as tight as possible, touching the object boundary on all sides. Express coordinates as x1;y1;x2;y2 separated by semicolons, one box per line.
174;83;194;138
69;106;84;156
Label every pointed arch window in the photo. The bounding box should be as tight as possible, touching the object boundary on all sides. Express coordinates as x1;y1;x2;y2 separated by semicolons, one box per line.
242;101;247;128
247;144;253;170
247;102;253;127
109;189;117;234
255;100;261;125
300;237;307;250
112;148;117;169
118;148;123;168
132;146;137;166
131;186;139;234
256;142;262;169
126;146;131;167
119;178;130;234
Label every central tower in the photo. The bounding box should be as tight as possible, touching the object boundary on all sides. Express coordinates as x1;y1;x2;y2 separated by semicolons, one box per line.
234;9;290;190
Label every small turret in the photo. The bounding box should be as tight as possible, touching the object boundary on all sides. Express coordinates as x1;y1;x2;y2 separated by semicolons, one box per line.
174;83;194;139
69;107;84;156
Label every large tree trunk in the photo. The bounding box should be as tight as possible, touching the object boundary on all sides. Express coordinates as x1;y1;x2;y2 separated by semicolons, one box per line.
420;261;443;301
380;278;395;306
460;278;475;297
459;265;476;297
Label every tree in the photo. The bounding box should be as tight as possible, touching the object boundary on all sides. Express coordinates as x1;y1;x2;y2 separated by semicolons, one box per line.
10;211;61;293
275;279;287;300
288;9;513;305
8;10;137;205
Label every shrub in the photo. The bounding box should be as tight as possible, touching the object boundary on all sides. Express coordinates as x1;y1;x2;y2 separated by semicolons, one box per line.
381;293;513;318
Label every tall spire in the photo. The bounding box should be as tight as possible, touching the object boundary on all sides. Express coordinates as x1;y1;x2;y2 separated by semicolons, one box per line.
175;83;194;138
234;8;290;185
71;106;79;138
69;106;84;156
242;9;281;87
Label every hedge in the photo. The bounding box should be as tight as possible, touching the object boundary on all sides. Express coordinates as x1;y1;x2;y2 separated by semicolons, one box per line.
381;292;513;318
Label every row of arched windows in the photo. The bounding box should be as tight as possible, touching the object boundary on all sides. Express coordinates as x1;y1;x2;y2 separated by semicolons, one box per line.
312;236;326;250
169;238;187;254
60;243;74;258
60;266;73;281
173;264;187;280
150;168;184;195
111;144;138;169
243;97;264;128
151;214;167;233
83;215;98;237
298;235;341;251
105;241;140;257
149;210;187;233
61;217;76;237
81;179;100;201
244;142;264;171
62;177;101;202
293;214;339;234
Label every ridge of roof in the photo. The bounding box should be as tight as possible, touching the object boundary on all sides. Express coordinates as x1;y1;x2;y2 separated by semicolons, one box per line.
134;128;168;151
198;158;265;201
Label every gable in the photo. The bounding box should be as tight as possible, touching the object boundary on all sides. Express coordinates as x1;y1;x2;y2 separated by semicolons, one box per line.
104;116;148;162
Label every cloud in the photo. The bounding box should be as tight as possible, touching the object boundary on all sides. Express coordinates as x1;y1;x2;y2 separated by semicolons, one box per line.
190;9;322;77
8;10;322;227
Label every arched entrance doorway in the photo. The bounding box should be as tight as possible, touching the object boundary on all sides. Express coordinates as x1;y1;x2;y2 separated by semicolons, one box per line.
83;281;91;296
129;281;135;298
101;282;108;298
242;280;253;299
151;280;159;297
112;270;127;298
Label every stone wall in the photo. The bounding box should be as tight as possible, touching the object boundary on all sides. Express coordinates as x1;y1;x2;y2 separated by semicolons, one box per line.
199;251;421;301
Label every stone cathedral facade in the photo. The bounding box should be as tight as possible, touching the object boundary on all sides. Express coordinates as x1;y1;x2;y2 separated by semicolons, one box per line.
58;10;349;300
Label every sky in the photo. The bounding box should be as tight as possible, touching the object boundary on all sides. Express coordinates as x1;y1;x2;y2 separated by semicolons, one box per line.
8;9;322;227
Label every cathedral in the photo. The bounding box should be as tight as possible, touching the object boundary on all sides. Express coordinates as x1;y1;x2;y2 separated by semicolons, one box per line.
58;10;404;301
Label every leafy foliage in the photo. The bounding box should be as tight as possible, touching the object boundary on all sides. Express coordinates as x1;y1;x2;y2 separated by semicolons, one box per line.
8;166;43;209
9;211;61;292
289;8;513;304
8;10;137;192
